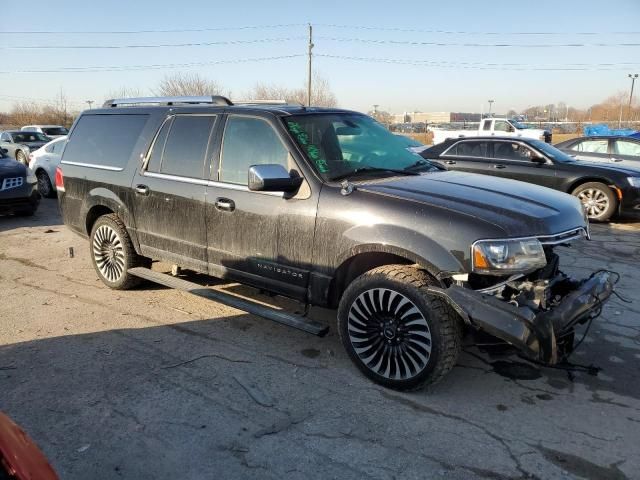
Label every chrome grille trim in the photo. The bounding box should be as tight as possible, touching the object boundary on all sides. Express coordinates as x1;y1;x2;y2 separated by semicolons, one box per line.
1;177;24;191
537;228;587;245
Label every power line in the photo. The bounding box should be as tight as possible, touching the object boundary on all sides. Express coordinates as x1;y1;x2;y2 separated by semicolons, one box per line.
0;54;306;74
1;37;305;50
315;54;640;71
317;36;640;48
0;23;306;35
315;23;640;36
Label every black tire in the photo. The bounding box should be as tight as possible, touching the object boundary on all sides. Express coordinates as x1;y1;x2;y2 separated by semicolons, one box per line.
36;170;55;198
90;214;149;290
15;150;27;166
571;182;617;222
337;265;462;391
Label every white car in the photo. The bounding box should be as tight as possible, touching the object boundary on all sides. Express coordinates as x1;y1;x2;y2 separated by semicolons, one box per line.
21;124;69;139
28;136;66;197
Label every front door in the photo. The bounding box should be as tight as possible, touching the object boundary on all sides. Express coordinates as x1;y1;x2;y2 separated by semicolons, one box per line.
205;114;318;300
489;140;562;189
131;114;217;272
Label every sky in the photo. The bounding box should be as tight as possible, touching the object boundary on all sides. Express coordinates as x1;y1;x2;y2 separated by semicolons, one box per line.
1;0;639;115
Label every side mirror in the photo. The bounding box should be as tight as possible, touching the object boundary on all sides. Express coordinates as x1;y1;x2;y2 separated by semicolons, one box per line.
248;164;303;193
531;155;546;164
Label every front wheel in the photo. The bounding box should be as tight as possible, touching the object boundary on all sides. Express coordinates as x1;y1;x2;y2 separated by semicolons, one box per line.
572;182;617;222
90;214;148;289
337;265;462;391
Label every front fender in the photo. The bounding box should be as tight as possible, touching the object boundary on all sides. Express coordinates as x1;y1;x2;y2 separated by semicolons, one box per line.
337;223;466;276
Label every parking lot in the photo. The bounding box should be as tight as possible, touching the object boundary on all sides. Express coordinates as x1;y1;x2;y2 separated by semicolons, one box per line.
1;198;639;479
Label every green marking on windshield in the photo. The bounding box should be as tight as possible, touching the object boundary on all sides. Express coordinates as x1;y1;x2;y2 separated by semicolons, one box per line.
287;121;329;173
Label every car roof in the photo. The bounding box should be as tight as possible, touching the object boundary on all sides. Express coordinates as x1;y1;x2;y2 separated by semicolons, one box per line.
22;124;65;128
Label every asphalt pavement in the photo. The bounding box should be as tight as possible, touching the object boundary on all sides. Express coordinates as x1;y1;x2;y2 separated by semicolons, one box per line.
1;198;639;480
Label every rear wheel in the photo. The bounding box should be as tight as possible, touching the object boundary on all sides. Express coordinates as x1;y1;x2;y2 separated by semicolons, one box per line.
338;265;462;391
572;182;617;222
36;170;55;198
15;150;27;166
90;214;149;289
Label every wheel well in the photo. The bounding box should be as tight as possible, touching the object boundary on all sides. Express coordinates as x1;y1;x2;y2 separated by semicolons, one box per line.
328;252;418;308
85;206;114;235
567;177;613;195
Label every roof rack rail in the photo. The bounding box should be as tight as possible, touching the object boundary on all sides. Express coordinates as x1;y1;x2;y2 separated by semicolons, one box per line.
232;99;288;105
102;95;233;108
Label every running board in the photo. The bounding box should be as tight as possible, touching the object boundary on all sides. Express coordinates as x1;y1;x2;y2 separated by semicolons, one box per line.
128;267;329;337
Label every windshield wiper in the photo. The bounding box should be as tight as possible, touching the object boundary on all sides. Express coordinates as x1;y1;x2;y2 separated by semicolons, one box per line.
403;159;437;171
329;167;419;182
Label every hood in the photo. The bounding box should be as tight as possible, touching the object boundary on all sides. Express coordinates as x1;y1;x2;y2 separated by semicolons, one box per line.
358;171;585;237
0;156;26;177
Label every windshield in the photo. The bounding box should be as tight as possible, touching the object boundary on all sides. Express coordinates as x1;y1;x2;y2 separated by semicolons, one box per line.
42;127;68;136
284;113;437;180
510;120;527;130
528;139;575;162
11;132;49;143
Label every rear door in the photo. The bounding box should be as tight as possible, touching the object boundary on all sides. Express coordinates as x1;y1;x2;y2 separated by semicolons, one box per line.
205;113;318;300
438;140;494;174
130;114;217;272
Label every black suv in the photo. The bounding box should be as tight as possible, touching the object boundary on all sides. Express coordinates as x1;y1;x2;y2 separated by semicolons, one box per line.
57;96;614;390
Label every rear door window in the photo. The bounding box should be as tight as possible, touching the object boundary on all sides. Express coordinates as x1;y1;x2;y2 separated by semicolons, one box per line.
63;114;148;168
145;118;172;173
482;120;492;131
445;141;489;158
219;116;289;185
159;115;216;178
572;139;608;154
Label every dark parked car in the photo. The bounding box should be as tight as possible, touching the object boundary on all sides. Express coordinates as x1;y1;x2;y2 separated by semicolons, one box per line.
555;135;640;163
57;96;615;390
421;136;640;221
0;148;40;216
0;130;50;166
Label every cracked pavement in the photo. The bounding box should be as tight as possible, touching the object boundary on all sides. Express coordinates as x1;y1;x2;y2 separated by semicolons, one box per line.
1;199;639;479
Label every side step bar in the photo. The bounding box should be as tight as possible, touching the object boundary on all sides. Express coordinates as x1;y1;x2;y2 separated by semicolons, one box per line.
128;267;329;337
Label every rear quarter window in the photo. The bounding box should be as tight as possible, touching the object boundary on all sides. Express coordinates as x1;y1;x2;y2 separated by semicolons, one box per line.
63;114;148;169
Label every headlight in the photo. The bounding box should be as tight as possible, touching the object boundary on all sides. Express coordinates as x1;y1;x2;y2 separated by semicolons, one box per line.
472;238;546;274
628;177;640;188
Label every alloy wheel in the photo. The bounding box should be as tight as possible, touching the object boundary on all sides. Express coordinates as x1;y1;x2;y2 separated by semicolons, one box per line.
347;288;432;380
92;225;125;282
577;188;609;218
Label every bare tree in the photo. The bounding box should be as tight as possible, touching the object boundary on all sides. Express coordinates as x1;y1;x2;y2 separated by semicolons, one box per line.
246;72;337;107
105;86;145;101
153;72;227;97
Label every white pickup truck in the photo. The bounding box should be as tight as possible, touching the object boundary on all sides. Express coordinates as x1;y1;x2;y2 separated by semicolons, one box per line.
430;118;551;145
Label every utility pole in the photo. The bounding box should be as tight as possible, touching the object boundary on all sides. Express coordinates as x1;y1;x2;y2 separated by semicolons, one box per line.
86;100;94;109
628;73;638;120
488;99;494;116
307;24;313;107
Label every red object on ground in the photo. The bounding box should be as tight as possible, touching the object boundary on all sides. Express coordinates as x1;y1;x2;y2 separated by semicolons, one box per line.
0;412;59;480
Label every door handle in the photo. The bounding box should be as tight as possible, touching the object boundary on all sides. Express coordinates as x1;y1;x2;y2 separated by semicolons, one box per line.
444;160;456;165
493;164;506;169
135;184;150;195
215;198;235;212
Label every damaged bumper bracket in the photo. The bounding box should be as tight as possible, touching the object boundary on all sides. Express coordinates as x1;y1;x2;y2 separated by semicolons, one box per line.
429;271;615;364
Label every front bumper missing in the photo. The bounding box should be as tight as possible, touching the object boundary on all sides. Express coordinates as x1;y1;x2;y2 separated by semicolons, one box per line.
432;271;615;364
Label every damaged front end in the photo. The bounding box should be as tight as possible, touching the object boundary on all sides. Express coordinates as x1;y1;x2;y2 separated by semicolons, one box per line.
436;238;616;365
